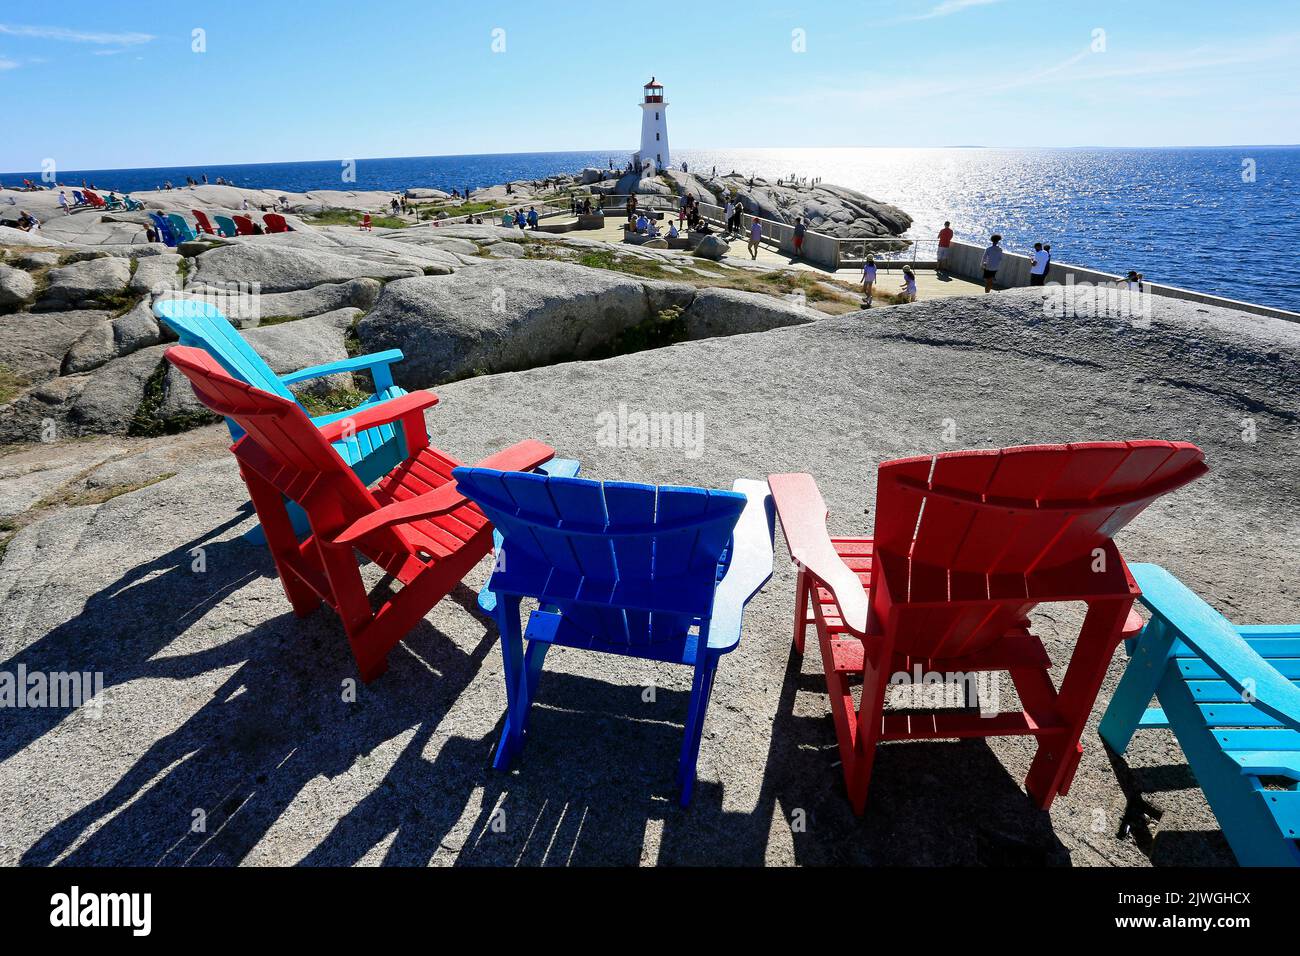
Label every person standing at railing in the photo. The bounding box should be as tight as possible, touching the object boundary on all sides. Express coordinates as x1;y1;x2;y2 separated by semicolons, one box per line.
981;234;1004;293
1029;242;1050;286
793;218;806;259
937;221;954;273
723;198;734;235
748;216;763;260
861;256;877;308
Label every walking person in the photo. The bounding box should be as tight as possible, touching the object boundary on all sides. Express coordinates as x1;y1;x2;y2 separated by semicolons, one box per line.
899;265;918;303
679;192;688;225
57;190;70;215
861;256;877;308
981;234;1004;293
792;217;806;258
937;220;953;273
748;216;762;260
723;198;734;235
1029;242;1049;286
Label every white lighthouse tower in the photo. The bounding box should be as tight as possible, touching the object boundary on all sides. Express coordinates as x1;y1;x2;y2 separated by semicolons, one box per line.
638;77;669;176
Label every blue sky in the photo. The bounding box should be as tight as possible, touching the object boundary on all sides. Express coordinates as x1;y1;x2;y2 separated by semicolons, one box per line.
1;0;1297;171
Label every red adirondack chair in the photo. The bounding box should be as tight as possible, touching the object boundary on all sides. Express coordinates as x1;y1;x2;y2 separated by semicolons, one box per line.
769;440;1207;814
359;214;372;231
263;213;290;233
192;209;220;235
84;189;107;208
233;215;256;236
165;344;557;682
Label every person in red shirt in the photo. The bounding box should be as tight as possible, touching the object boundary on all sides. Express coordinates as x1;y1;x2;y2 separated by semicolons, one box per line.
937;221;954;274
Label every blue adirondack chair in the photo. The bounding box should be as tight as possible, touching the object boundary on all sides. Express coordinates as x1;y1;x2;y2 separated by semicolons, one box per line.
71;190;89;208
154;298;416;534
1100;564;1300;865
453;468;776;805
167;213;198;242
149;212;178;247
214;215;239;238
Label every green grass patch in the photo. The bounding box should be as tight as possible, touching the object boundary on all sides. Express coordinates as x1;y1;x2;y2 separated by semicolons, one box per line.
305;208;408;229
255;314;303;328
417;200;506;221
295;386;373;418
128;359;221;437
0;364;27;404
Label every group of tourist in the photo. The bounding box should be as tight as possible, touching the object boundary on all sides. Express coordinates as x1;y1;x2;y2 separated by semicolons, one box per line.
501;206;541;230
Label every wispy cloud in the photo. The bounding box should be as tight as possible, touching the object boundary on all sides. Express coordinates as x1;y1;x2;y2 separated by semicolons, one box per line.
905;0;1008;21
0;56;19;70
0;24;155;46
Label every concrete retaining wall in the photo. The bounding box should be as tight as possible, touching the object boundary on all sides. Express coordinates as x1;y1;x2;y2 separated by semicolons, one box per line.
941;240;1299;322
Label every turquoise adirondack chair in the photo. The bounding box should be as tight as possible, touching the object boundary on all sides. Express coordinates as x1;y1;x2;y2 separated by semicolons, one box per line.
453;468;775;805
124;196;145;211
1100;564;1300;865
214;215;239;238
154;298;416;533
166;213;198;242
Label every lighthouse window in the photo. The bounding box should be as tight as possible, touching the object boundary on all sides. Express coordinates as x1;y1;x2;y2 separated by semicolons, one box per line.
655;112;659;120
656;133;660;140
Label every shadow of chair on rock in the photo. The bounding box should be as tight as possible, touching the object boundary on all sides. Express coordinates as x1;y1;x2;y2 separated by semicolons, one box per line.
23;576;498;866
1;509;267;767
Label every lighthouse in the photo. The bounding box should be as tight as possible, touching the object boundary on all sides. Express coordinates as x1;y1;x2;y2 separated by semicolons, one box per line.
638;77;669;175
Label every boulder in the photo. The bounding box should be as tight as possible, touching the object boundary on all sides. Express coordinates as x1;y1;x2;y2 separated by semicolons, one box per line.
170;277;381;327
404;188;451;200
0;225;62;247
681;288;816;340
357;260;656;386
0;309;112;384
188;243;427;294
112;299;163;355
62;320;117;374
129;253;183;295
67;344;168;435
9;251;61;269
579;167;605;185
0;263;37;309
39;257;132;308
694;235;730;260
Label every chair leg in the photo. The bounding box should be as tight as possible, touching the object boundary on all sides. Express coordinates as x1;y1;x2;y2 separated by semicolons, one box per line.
792;566;811;655
520;639;550;734
240;465;319;618
493;597;528;770
677;653;720;806
1025;598;1132;809
316;541;385;681
845;646;889;815
1098;617;1176;754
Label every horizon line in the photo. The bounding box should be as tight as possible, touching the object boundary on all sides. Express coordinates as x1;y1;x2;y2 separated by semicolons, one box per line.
4;143;1299;176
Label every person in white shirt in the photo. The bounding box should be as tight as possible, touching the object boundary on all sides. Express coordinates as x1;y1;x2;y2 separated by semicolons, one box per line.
1029;242;1049;286
57;190;70;215
723;200;734;234
861;257;878;308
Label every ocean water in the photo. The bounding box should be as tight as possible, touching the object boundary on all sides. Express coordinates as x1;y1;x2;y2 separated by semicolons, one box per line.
6;147;1296;310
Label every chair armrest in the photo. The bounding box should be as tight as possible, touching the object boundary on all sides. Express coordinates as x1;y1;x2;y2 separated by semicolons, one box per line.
768;472;869;635
331;439;555;546
316;391;438;444
279;349;405;387
1132;563;1300;730
706;479;776;652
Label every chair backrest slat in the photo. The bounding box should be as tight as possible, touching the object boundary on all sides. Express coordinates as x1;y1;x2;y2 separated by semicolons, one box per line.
871;440;1207;658
454;468;746;645
154;299;292;399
